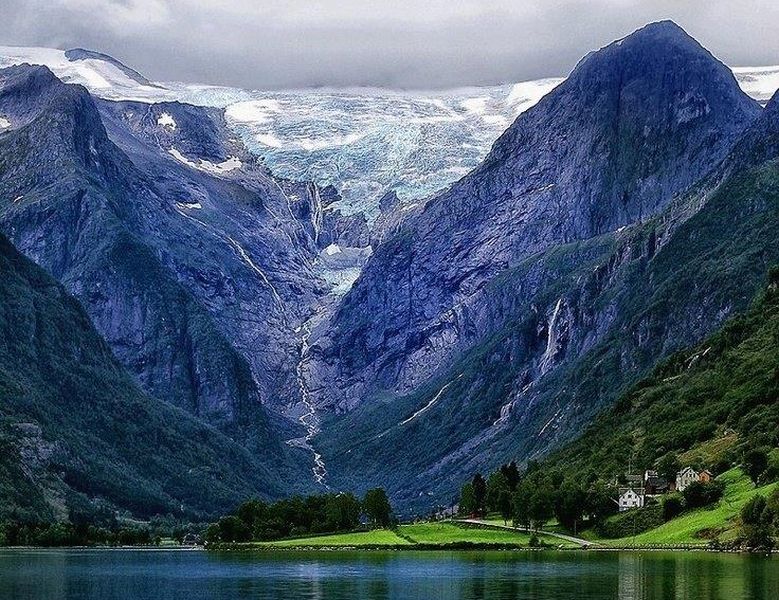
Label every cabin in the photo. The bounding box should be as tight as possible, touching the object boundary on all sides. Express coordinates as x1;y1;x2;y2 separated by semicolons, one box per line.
617;488;645;512
675;466;698;492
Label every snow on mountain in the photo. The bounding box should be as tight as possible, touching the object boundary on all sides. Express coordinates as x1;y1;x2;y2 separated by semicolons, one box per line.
2;45;777;220
733;66;779;104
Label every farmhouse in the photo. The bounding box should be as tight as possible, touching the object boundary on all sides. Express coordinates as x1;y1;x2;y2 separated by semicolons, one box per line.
675;466;698;492
617;488;645;512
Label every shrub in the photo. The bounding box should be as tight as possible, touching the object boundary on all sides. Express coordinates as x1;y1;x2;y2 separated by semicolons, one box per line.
662;493;685;521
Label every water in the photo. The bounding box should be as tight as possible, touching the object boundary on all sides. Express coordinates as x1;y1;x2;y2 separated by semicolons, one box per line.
0;550;776;599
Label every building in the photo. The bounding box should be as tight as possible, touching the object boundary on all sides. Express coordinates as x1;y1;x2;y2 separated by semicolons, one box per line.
617;488;645;512
645;475;670;496
676;466;698;492
698;470;713;483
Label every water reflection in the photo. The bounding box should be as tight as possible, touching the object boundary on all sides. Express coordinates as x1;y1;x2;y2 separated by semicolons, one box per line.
0;549;776;600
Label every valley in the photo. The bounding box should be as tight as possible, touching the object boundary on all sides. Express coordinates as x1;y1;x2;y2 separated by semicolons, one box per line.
0;19;778;528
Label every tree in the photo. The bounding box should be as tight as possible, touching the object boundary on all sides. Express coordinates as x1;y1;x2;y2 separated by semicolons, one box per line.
498;490;513;525
740;495;775;550
236;499;268;533
554;481;586;533
661;493;685;521
528;485;554;530
682;481;724;509
215;516;250;543
656;452;680;483
363;488;393;527
513;488;531;528
486;471;509;512
585;481;618;526
500;461;521;491
472;473;487;516
326;493;361;531
459;483;476;515
742;447;769;485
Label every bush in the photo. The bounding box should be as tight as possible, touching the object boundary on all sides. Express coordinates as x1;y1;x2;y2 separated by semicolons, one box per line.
682;481;724;509
662;493;685;521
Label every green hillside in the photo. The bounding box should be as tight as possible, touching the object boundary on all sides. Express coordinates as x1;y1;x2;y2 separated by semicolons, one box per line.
542;267;779;479
0;233;287;523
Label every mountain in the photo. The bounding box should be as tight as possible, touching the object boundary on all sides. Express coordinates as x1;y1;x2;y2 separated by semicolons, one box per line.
0;62;345;492
0;231;292;522
1;46;776;225
309;22;779;509
1;23;778;518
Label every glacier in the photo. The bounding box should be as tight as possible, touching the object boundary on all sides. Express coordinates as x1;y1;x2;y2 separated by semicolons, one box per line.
2;45;778;223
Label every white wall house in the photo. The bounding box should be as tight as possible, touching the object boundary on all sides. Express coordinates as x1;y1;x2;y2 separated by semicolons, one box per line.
676;466;698;492
618;488;645;512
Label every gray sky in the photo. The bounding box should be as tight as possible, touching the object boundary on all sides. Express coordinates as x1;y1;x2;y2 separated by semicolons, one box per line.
3;0;778;90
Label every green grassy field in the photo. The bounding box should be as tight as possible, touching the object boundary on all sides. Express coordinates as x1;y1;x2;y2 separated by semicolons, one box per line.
257;529;411;548
600;469;778;546
247;522;566;549
398;522;561;546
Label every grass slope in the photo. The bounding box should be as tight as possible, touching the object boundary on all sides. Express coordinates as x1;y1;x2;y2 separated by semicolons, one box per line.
256;530;410;548
602;469;778;546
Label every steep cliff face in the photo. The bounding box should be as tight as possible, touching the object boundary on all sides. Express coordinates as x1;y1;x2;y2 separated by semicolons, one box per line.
0;231;299;521
0;64;327;462
313;21;760;412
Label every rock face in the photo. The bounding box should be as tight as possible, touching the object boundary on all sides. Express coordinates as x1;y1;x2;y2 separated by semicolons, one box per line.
314;21;760;412
0;64;328;457
0;231;301;521
309;22;775;507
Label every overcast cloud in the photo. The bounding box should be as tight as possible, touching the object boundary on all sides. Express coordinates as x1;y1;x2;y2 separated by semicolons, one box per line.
2;0;778;90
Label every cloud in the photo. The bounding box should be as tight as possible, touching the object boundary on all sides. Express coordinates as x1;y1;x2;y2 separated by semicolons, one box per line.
2;0;778;89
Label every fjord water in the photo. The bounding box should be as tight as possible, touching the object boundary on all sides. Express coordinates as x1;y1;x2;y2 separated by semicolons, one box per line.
0;550;776;600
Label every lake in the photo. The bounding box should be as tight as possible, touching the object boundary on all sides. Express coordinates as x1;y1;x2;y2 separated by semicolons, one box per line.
0;549;776;599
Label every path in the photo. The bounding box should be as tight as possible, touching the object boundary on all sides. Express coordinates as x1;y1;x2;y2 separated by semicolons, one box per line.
455;519;598;547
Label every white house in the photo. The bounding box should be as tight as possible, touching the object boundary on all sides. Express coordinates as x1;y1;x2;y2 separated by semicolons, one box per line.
617;488;645;512
676;467;698;492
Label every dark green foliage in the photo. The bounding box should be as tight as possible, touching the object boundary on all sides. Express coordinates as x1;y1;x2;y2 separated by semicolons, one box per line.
472;474;487;516
363;488;393;527
459;483;476;515
537;269;779;484
657;453;681;484
554;481;587;532
739;494;775;549
485;471;510;513
500;461;521;491
742;447;770;485
662;493;685;521
207;491;370;543
682;481;725;509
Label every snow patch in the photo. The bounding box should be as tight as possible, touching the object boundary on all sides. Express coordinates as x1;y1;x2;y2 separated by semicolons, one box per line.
157;112;176;130
0;116;10;130
168;148;242;175
324;243;342;256
225;99;282;123
176;201;202;210
256;132;284;148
